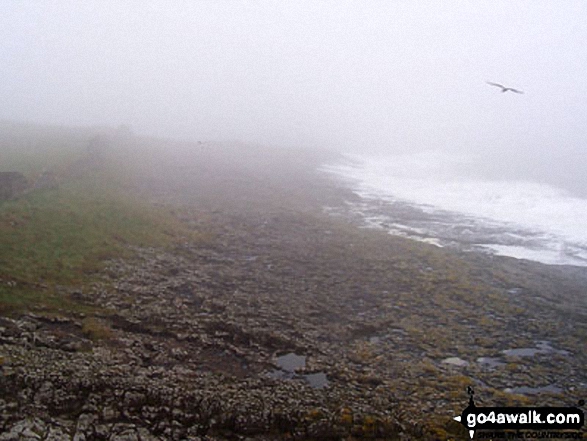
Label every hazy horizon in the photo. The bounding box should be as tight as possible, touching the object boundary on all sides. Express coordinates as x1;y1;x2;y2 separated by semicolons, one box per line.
1;1;586;194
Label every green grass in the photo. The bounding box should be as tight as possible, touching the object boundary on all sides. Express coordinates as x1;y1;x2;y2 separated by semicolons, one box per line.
1;182;174;279
0;125;199;315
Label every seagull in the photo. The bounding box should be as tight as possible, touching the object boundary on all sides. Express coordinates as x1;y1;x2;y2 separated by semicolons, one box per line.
486;81;524;94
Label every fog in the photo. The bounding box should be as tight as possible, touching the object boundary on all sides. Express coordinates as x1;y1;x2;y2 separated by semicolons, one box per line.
1;1;586;193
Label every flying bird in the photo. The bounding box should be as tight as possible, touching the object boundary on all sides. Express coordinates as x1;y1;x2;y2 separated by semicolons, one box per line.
486;81;524;94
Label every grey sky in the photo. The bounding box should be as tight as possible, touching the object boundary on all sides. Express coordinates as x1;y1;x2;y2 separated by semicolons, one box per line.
1;1;586;186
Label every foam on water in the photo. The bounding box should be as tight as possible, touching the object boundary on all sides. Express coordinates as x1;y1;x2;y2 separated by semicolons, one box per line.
322;151;587;267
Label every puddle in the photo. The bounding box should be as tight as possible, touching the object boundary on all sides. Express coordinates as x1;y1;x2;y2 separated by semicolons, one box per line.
303;372;329;389
276;353;306;372
504;385;563;395
502;341;569;358
477;357;505;369
268;353;328;389
442;357;469;367
502;347;543;357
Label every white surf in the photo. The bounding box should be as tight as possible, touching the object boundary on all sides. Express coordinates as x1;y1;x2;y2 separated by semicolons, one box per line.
322;151;587;267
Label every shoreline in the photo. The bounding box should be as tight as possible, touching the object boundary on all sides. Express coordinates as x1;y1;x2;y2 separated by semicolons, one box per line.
1;140;586;439
321;152;587;268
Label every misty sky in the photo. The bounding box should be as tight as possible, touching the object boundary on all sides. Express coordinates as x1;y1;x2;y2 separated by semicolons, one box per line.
1;1;586;189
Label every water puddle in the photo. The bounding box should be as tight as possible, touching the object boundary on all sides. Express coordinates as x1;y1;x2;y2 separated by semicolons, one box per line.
268;353;328;389
304;372;329;389
476;357;505;369
276;353;306;372
504;385;563;395
502;341;569;358
502;347;543;357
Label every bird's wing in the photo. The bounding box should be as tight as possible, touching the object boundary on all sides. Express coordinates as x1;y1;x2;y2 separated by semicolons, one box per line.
486;81;505;88
509;88;524;94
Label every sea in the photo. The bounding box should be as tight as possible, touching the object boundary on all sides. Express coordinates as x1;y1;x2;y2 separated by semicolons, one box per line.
321;150;587;267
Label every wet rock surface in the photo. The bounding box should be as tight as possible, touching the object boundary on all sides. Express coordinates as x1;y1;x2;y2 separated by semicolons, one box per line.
1;144;586;439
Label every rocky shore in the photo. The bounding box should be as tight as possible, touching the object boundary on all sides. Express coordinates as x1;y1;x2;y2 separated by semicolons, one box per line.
1;142;586;440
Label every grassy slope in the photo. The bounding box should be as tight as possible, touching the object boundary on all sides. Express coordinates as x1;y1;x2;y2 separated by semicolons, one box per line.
0;124;194;314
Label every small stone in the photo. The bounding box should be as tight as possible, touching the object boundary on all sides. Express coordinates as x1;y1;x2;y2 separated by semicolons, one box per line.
441;357;469;367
